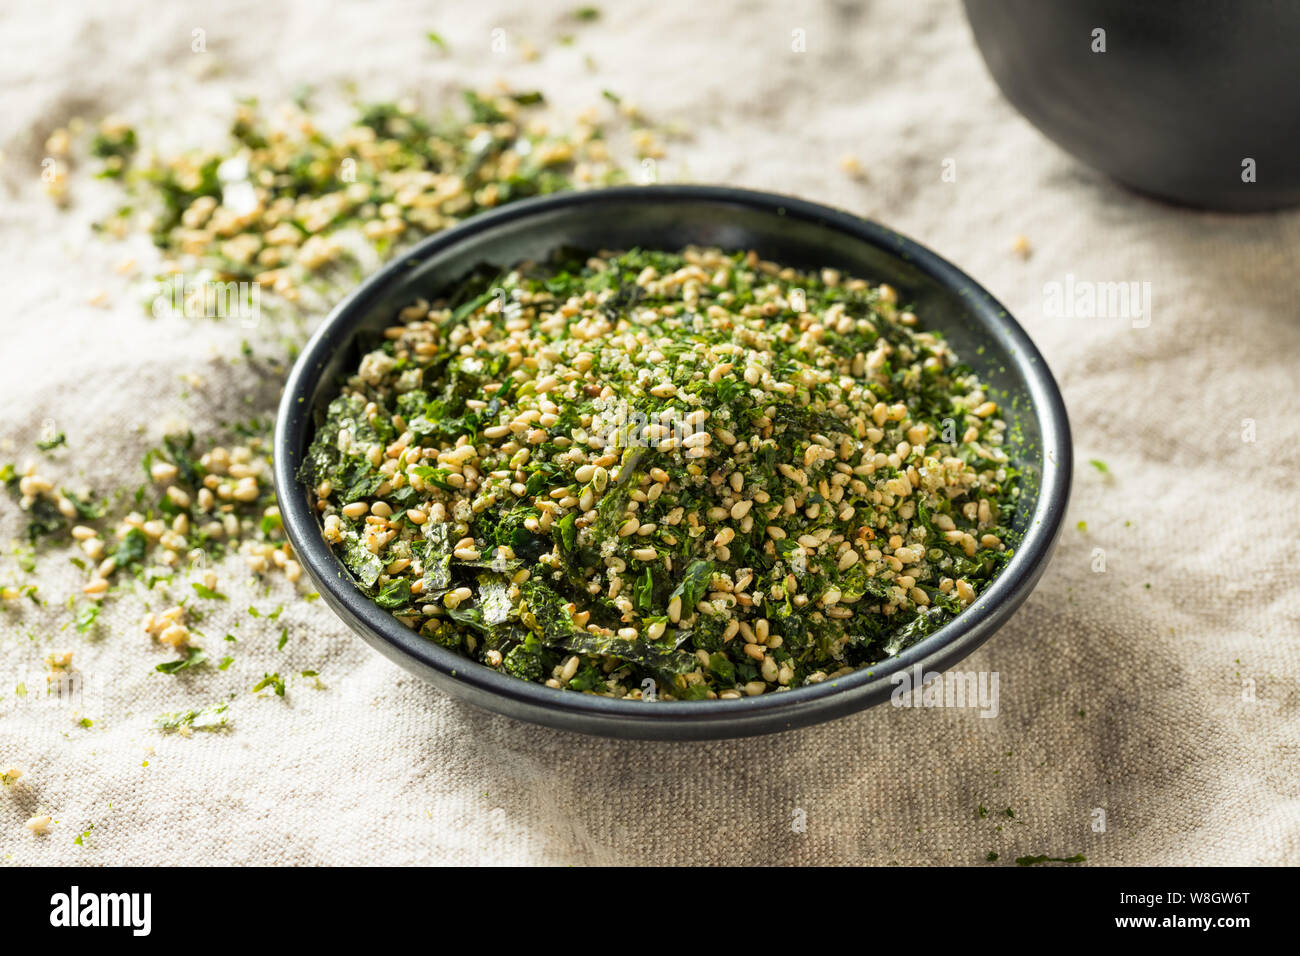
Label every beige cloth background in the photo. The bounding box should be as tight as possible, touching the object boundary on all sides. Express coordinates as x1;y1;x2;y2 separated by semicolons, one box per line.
2;0;1297;865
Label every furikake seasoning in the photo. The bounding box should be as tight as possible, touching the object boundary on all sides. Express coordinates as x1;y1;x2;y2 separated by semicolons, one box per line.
302;246;1021;700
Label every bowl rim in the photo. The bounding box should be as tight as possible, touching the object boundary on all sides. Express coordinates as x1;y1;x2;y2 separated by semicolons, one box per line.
274;184;1072;739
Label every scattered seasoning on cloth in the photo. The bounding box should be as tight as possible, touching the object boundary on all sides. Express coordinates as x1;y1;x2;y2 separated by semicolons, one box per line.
3;89;632;679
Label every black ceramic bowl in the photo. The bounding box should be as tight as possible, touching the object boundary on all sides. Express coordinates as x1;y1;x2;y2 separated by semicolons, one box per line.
964;0;1300;211
274;186;1072;740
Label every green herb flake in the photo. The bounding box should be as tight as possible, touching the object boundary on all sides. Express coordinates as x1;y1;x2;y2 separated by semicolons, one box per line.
73;603;100;634
252;672;286;697
155;701;229;732
155;646;207;674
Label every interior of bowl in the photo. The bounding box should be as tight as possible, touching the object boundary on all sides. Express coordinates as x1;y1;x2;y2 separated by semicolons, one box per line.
276;186;1070;739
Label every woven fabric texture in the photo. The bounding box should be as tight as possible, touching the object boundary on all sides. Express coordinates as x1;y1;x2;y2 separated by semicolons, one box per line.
1;0;1296;865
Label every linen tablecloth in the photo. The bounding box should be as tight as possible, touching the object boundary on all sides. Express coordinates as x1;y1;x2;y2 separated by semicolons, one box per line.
1;0;1296;865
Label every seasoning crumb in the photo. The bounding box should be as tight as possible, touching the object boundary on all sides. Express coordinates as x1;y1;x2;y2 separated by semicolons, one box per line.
839;154;867;180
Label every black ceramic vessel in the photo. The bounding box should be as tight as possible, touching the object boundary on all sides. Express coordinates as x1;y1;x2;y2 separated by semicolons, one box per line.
274;186;1072;740
964;0;1300;211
